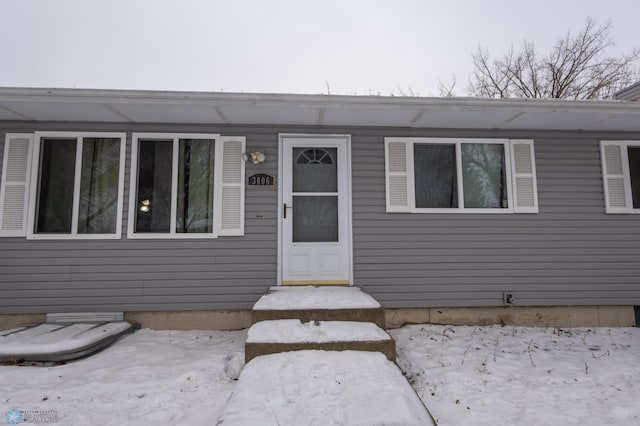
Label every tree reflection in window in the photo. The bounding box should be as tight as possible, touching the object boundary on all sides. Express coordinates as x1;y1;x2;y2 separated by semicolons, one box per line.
461;143;507;208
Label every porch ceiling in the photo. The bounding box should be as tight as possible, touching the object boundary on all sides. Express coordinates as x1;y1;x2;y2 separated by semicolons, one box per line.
1;87;640;132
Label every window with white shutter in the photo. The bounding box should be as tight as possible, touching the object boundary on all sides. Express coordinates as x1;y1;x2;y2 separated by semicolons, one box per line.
510;140;539;213
384;138;411;212
216;136;245;236
128;133;246;238
384;137;539;214
600;140;640;214
0;134;33;236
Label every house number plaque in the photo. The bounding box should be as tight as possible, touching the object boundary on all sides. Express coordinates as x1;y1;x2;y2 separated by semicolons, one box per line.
247;173;276;188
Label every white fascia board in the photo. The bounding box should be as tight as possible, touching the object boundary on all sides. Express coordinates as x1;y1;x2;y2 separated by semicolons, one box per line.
1;87;640;131
1;86;639;110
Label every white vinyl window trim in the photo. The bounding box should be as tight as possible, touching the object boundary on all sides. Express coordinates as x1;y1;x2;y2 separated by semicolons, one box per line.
600;140;640;214
127;133;246;239
384;137;538;214
26;132;126;240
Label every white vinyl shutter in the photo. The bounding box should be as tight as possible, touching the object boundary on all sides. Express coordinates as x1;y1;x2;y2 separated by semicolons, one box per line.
216;136;245;236
384;138;411;212
509;139;539;213
0;134;33;236
600;141;631;213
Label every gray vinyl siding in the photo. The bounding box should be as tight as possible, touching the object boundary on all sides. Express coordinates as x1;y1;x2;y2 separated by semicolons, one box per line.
353;130;640;307
1;122;640;313
0;124;280;313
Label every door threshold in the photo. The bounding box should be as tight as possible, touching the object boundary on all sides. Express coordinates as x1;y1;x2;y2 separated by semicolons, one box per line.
282;280;350;286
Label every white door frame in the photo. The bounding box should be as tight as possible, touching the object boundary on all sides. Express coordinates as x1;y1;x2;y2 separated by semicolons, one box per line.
277;133;353;285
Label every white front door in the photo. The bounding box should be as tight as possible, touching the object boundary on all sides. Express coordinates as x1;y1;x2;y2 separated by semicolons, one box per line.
279;134;352;285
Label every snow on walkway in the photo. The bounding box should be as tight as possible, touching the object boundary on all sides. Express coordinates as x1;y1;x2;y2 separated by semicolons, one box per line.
252;286;381;310
217;350;433;426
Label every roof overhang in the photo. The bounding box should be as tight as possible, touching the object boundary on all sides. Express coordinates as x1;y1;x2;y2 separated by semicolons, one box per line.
1;87;640;132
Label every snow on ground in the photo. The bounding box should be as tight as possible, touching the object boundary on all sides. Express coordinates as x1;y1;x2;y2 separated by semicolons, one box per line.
1;324;639;425
217;350;432;426
0;329;245;425
247;320;390;343
253;286;381;310
391;325;640;426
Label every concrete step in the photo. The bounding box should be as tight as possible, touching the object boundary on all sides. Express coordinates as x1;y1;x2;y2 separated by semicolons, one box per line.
245;319;396;362
251;286;386;328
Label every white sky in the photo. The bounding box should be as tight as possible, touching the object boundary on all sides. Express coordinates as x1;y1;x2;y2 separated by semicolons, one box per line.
1;0;638;96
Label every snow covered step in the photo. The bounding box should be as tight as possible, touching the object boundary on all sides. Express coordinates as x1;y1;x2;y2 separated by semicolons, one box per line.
217;350;435;426
252;286;386;328
245;319;396;362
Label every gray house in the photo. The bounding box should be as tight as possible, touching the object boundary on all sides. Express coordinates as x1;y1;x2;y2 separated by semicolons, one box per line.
1;87;639;329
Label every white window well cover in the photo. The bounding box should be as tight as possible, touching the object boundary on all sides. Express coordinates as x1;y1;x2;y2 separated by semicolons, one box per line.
0;322;132;357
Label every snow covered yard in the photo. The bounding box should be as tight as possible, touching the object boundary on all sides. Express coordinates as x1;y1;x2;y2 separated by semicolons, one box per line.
1;324;639;425
0;329;245;425
391;325;640;426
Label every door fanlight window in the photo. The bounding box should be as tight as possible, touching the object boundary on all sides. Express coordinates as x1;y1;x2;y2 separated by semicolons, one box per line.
296;148;334;165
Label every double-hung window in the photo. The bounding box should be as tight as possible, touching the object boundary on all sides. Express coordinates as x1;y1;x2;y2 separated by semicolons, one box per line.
128;133;245;238
24;132;126;239
385;137;538;213
600;140;640;213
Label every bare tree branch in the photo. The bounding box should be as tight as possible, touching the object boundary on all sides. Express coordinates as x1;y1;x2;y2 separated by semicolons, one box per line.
465;18;639;100
438;74;457;97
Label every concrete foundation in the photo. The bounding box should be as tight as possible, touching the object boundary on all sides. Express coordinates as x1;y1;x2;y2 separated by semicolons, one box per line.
1;306;635;331
0;314;46;330
385;306;636;329
124;310;252;330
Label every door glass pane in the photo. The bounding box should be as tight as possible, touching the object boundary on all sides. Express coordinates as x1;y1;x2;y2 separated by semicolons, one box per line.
462;143;508;208
293;147;337;192
628;147;640;208
78;138;120;234
176;139;215;233
135;140;173;233
293;196;338;242
414;144;458;208
36;138;77;233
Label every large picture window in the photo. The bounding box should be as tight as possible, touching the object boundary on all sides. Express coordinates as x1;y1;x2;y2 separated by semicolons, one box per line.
385;137;538;214
128;133;245;238
27;132;125;239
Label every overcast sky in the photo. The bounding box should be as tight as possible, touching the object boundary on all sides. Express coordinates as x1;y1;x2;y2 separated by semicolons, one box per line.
1;0;638;96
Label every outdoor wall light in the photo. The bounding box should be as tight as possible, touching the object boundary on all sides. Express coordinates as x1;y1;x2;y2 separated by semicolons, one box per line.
242;151;266;164
139;199;150;213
